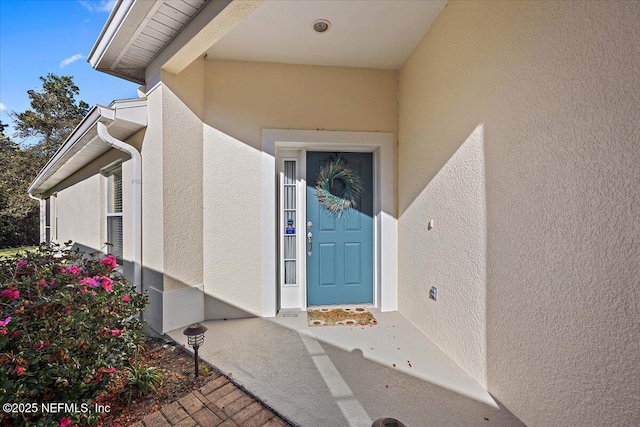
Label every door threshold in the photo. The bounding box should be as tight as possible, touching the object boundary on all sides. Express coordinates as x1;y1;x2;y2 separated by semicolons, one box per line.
307;304;376;310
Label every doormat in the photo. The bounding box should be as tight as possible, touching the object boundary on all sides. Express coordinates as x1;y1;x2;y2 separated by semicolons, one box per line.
307;308;377;327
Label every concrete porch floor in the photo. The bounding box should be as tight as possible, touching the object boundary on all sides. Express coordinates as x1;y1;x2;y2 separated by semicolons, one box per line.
167;309;524;427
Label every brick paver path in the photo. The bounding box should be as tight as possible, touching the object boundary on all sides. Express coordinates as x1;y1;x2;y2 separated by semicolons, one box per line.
131;374;290;427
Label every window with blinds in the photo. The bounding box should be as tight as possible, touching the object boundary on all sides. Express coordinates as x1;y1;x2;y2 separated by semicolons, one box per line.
106;166;123;263
45;197;51;244
282;160;297;285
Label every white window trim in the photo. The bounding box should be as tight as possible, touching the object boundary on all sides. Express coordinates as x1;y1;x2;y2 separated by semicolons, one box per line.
280;156;300;287
44;197;52;244
262;129;396;316
278;153;303;309
53;194;58;241
103;162;123;261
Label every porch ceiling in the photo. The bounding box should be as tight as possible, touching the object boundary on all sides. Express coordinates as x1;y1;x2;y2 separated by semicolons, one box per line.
90;0;447;85
205;0;448;70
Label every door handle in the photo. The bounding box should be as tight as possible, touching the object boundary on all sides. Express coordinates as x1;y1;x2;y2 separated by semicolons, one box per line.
307;231;313;256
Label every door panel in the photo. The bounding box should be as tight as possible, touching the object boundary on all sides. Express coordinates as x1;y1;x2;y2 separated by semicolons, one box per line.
306;151;373;305
318;243;337;286
319;208;336;231
344;243;362;285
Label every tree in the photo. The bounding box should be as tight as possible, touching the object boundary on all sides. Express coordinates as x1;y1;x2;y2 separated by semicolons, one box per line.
11;73;90;158
0;74;89;248
0;121;41;247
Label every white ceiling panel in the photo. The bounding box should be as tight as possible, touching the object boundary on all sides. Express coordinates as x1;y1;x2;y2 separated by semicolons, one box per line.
206;0;447;70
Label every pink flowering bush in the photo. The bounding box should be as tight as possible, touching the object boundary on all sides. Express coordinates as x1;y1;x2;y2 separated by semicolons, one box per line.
0;243;147;426
99;255;118;271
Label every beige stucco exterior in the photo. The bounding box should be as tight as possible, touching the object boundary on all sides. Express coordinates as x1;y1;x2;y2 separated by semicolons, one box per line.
201;60;398;317
36;1;639;425
141;87;164;287
398;1;640;426
43;147;137;279
152;59;397;318
160;60;205;295
139;59;399;328
55;173;103;252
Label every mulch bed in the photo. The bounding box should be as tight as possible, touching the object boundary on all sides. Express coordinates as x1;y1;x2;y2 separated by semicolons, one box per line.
94;338;215;427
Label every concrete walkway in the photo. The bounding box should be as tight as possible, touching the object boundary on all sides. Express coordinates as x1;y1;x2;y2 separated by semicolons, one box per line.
131;374;290;427
167;309;525;427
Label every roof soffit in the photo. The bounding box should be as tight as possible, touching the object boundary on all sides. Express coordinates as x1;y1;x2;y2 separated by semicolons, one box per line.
91;0;448;84
89;0;209;84
29;100;147;196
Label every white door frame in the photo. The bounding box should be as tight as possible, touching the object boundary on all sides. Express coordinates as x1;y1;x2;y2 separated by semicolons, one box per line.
261;129;396;316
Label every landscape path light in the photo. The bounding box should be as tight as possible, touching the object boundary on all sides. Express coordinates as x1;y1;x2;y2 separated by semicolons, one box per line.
371;418;406;427
183;323;208;380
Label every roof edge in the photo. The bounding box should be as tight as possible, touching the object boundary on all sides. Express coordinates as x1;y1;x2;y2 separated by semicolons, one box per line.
28;98;147;197
88;0;132;68
88;0;156;84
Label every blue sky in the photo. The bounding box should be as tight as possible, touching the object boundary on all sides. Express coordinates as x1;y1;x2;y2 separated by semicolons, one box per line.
0;0;139;140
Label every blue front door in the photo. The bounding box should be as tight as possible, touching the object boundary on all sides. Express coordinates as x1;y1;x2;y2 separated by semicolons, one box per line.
306;152;373;305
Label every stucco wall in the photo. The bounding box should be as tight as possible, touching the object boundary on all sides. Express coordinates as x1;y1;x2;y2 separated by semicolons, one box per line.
55;173;103;252
141;86;166;331
141;60;208;333
51;149;133;266
142;86;165;288
201;60;398;317
160;59;205;292
398;1;640;426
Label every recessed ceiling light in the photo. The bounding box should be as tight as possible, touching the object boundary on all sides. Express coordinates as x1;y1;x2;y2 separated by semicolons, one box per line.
312;19;331;33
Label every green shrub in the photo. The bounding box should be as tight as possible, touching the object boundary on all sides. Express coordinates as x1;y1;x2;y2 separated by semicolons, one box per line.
122;365;163;403
0;243;147;426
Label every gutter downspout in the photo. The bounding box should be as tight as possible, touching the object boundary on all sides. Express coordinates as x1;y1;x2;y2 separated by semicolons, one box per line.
97;122;142;293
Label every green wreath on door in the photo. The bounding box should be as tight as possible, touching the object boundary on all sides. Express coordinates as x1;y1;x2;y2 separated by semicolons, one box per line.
315;158;363;217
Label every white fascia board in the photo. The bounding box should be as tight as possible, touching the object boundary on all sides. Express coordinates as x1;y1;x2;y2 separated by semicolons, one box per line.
97;99;147;126
88;0;155;84
88;0;134;68
28;106;103;195
28;99;147;196
110;98;148;125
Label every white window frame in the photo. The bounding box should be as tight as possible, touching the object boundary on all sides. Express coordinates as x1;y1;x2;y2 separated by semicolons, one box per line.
104;163;123;263
278;153;303;308
53;194;58;241
44;197;51;244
